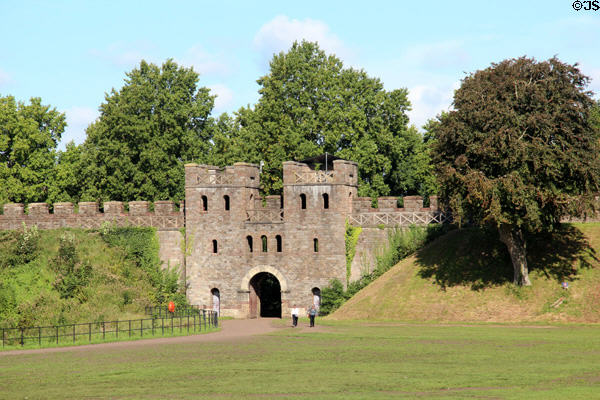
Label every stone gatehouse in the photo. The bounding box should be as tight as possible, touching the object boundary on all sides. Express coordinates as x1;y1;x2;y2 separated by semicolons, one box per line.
0;156;446;318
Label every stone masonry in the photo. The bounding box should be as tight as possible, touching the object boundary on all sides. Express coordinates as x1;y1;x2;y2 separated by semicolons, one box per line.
0;157;446;318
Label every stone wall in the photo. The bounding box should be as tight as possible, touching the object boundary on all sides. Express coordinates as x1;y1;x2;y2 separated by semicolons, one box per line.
0;200;184;271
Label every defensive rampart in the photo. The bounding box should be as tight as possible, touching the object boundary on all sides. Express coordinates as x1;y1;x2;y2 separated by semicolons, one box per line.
0;201;183;230
0;200;185;272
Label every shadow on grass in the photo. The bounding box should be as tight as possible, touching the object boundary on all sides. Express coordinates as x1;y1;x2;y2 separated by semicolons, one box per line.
415;225;598;291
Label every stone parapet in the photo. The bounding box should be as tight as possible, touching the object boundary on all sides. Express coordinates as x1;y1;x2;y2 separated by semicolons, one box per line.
0;201;184;231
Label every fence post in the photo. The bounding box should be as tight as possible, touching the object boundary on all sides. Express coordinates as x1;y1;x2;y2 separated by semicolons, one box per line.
179;316;182;333
140;319;143;337
116;320;119;339
152;318;155;336
187;314;190;333
129;320;131;338
72;324;75;343
203;310;206;330
171;316;173;334
102;322;105;340
2;328;4;348
161;317;164;335
88;323;91;342
56;326;58;344
39;327;41;346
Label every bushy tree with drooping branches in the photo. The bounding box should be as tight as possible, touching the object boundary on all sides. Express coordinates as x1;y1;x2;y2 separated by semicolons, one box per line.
432;56;600;285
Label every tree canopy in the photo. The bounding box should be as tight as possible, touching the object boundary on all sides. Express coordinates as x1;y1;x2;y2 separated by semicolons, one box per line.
213;41;434;197
0;95;66;204
431;56;600;285
79;59;214;203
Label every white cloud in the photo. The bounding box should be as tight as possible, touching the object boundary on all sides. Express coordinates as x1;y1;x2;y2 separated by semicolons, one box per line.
208;84;234;113
253;15;351;63
178;45;232;77
59;106;99;150
89;41;158;68
407;81;458;130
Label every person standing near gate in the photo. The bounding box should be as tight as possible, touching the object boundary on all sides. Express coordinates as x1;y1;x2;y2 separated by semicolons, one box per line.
291;305;299;327
307;304;317;327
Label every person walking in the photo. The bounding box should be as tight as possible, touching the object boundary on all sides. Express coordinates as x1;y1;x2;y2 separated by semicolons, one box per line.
308;304;317;327
291;305;299;327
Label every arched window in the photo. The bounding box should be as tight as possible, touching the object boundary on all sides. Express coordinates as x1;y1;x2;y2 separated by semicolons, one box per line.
322;193;329;209
276;235;282;252
300;193;307;210
313;238;319;253
212;239;218;253
224;195;230;211
201;195;208;211
261;235;268;252
247;236;253;253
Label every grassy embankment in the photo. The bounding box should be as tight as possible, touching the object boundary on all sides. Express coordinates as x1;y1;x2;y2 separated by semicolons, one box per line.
330;222;600;323
1;321;599;399
0;226;186;330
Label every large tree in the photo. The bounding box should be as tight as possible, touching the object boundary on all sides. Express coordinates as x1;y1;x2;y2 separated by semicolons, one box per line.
215;41;433;197
80;60;214;203
432;57;600;285
0;95;66;204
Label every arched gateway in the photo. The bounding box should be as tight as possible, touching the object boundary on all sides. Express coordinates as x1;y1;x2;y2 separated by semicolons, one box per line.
241;266;288;319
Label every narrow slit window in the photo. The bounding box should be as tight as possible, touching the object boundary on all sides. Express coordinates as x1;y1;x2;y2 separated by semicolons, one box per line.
276;235;282;252
261;235;268;252
323;193;329;209
300;194;306;210
201;195;208;211
212;239;218;253
313;238;319;253
247;236;253;253
224;195;230;211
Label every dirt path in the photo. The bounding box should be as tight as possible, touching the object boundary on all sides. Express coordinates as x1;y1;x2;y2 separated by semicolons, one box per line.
0;318;325;356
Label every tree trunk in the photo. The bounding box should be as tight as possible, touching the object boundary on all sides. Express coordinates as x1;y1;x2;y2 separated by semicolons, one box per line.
498;224;531;286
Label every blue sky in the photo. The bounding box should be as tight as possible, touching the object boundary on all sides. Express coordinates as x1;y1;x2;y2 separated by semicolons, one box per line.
1;0;599;149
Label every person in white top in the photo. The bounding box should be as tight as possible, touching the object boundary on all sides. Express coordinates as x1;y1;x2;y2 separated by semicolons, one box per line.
291;305;299;327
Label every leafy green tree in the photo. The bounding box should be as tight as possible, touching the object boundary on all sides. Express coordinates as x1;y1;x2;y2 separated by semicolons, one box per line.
48;142;86;203
432;57;600;285
80;60;214;203
0;95;66;204
216;41;432;197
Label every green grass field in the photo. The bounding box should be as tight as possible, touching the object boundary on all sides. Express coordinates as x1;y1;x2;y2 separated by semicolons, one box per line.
1;320;599;399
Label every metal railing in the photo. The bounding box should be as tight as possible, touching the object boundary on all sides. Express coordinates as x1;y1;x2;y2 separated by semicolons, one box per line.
144;305;213;318
2;310;218;348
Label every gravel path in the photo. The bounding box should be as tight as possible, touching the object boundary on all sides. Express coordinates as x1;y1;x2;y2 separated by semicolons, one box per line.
0;318;324;356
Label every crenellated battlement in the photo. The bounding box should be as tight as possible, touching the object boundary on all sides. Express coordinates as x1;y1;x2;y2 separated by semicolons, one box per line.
282;159;358;186
185;162;260;188
0;200;184;231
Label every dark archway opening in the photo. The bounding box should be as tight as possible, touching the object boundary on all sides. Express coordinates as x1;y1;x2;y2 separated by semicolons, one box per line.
249;272;281;318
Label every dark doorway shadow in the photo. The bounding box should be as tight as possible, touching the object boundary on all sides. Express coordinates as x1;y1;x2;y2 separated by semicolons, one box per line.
249;272;282;318
415;225;597;291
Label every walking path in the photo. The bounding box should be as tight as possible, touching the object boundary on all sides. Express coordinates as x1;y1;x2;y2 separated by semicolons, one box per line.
0;318;324;356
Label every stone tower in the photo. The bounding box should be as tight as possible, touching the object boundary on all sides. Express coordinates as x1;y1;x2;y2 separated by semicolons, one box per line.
184;156;358;318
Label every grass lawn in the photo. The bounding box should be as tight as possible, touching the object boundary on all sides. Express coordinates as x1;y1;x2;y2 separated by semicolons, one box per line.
1;320;599;399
